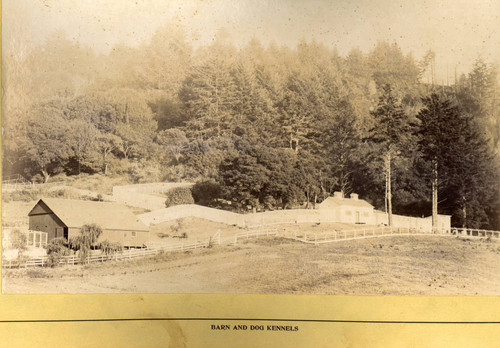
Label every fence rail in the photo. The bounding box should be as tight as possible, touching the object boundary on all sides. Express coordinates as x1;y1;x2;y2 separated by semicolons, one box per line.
451;228;500;238
3;240;212;269
2;226;498;269
288;226;499;245
2;177;64;192
2;174;31;185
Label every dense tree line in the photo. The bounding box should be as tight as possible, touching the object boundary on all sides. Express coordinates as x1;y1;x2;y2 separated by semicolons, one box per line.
3;27;499;229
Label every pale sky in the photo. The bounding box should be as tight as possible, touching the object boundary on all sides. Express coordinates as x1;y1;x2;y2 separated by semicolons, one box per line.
3;0;500;81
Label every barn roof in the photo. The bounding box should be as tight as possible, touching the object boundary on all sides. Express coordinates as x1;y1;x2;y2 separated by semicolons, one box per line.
28;198;149;232
318;196;374;209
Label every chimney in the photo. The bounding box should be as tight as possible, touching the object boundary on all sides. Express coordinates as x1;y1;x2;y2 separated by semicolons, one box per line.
333;191;343;199
350;193;359;200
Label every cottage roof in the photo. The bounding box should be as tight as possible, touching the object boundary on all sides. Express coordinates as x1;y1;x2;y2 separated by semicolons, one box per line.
28;198;149;232
319;196;374;209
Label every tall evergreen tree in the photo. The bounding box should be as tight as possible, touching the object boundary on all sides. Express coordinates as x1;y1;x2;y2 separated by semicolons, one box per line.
416;93;498;228
368;85;411;226
415;94;457;229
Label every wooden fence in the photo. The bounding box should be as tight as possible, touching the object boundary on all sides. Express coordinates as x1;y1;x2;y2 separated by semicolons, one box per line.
2;175;64;192
231;229;279;244
2;226;498;269
3;240;212;268
288;226;499;245
451;228;500;238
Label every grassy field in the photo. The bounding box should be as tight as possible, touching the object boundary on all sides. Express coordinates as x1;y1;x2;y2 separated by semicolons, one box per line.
2;185;499;295
3;235;499;295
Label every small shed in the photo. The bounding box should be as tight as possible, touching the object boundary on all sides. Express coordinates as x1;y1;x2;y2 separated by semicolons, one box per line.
28;198;150;248
318;192;374;224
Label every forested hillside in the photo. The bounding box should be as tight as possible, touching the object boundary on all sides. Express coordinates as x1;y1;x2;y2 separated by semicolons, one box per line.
3;27;499;229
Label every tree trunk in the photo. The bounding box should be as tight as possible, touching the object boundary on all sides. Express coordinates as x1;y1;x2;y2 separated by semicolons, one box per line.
386;152;393;227
123;145;129;159
41;169;50;183
103;149;109;175
431;160;438;231
462;196;467;229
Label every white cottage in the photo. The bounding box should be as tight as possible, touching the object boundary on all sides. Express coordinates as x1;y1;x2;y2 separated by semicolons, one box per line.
318;192;374;224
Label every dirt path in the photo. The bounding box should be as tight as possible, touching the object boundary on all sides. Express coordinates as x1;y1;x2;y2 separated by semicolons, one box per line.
3;236;499;295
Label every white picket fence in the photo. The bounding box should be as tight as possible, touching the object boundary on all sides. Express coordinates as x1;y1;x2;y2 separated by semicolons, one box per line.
287;226;500;245
451;228;500;238
2;226;498;268
2;240;213;268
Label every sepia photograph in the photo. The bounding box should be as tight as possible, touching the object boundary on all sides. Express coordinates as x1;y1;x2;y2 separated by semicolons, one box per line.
2;0;499;296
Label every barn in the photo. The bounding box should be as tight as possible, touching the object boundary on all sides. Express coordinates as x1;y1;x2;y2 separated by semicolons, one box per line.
28;198;150;248
318;192;374;224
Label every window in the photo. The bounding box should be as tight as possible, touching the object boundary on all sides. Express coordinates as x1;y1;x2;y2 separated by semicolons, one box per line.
131;232;136;237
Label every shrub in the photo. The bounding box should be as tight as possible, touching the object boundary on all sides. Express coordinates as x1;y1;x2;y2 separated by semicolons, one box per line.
262;195;277;211
161;164;201;182
100;240;123;258
26;269;51;278
165;187;194;207
10;229;28;258
46;237;71;267
128;161;161;183
70;223;103;264
170;219;184;234
107;157;132;177
46;188;83;200
191;180;222;206
3;189;38;202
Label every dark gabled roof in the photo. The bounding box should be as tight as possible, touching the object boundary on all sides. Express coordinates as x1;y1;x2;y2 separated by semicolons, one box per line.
28;198;149;232
319;196;374;209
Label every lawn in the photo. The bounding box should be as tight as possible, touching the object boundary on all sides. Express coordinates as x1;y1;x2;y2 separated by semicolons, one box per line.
3;235;499;295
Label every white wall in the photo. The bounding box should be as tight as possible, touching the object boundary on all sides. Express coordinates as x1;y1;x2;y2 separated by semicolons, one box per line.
373;212;451;231
137;204;243;226
112;183;194;211
137;204;451;231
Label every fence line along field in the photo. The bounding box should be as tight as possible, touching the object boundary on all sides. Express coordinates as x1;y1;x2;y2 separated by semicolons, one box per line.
2;177;499;295
4;223;498;269
3;233;499;295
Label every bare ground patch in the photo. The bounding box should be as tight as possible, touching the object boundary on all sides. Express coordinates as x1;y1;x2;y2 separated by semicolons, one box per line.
3;235;499;295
